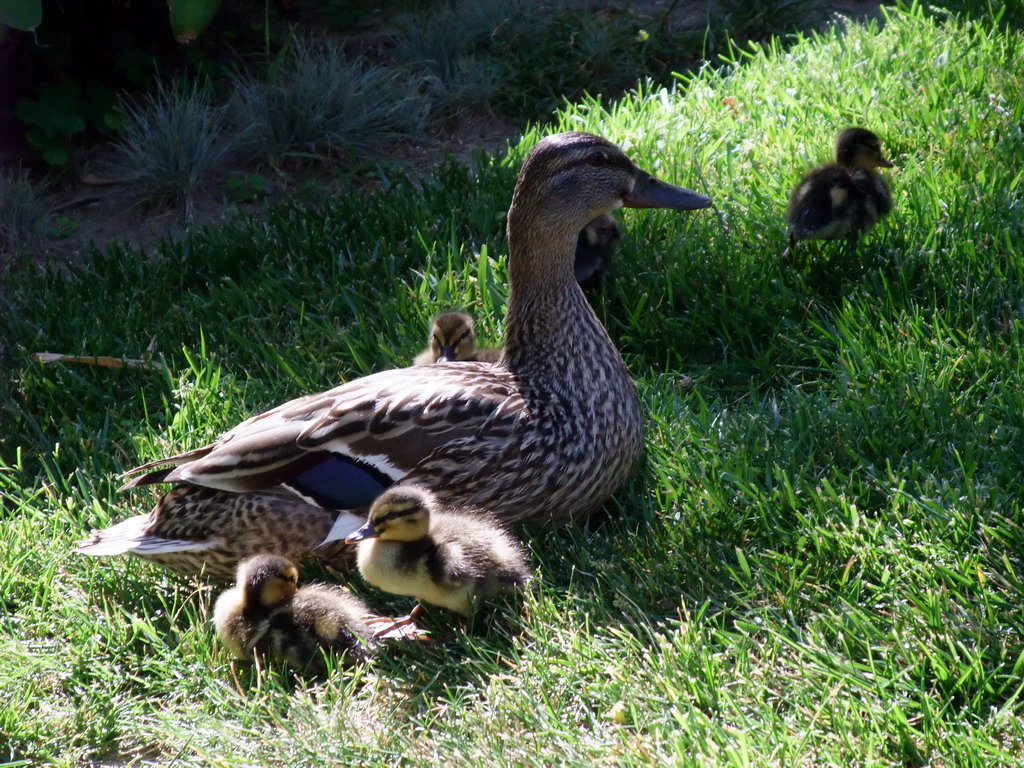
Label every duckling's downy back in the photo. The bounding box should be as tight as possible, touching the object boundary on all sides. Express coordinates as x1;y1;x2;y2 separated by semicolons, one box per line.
260;585;376;672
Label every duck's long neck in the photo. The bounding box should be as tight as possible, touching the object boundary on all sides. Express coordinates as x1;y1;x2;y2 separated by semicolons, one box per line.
502;215;619;383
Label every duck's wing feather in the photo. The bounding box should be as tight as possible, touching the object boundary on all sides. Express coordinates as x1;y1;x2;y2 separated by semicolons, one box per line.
120;365;519;510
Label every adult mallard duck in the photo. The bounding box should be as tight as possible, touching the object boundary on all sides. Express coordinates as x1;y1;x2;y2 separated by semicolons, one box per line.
346;484;530;617
78;131;711;578
783;127;894;259
574;213;623;290
213;554;376;673
412;311;500;365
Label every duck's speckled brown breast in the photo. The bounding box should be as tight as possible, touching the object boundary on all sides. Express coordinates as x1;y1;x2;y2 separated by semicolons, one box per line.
408;285;643;524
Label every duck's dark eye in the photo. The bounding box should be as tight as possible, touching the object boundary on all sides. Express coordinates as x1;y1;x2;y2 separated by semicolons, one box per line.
586;150;609;167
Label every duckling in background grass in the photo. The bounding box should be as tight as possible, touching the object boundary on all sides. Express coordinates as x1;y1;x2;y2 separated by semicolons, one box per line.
346;485;531;621
574;213;623;290
784;127;893;260
413;311;500;365
213;554;378;674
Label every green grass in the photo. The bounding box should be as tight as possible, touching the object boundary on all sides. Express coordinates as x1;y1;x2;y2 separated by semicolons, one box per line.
3;3;1024;765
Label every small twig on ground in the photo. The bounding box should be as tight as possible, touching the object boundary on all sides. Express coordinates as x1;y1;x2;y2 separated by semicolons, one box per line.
32;352;164;371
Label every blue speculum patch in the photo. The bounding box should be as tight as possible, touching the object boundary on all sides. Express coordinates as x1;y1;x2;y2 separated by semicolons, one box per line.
286;454;392;509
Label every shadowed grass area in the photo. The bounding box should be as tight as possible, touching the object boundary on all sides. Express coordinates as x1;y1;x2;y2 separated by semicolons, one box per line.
2;4;1024;765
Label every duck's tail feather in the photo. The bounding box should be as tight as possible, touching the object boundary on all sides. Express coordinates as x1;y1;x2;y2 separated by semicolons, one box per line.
75;513;214;556
118;466;177;491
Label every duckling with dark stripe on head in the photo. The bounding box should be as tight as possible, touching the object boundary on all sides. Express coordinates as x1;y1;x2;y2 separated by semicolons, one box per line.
784;127;893;259
213;554;377;673
413;312;500;365
346;484;530;618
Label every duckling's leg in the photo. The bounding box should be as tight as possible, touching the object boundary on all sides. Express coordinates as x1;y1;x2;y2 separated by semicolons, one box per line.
845;231;860;259
782;231;797;261
367;603;426;640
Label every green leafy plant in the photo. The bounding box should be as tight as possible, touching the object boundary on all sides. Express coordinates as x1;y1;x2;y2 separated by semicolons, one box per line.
0;0;41;31
167;0;224;44
48;215;80;239
222;172;272;203
14;80;120;167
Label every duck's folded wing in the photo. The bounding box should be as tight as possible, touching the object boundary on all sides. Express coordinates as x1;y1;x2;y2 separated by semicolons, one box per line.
119;365;517;510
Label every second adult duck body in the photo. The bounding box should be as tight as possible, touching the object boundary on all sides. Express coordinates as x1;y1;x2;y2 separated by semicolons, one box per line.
94;133;710;575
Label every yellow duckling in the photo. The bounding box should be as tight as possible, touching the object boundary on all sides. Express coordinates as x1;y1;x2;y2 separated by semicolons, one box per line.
412;311;501;365
574;213;623;289
213;554;376;673
784;127;893;258
345;485;530;617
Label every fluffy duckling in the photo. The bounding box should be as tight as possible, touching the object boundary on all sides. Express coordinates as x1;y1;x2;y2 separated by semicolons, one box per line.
412;311;501;365
213;554;376;673
784;127;893;258
574;213;623;289
345;485;530;617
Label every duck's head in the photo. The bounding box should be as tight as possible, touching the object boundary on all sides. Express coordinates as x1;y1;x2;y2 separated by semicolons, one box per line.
346;486;434;543
237;554;299;609
834;128;893;170
427;312;477;363
509;132;711;244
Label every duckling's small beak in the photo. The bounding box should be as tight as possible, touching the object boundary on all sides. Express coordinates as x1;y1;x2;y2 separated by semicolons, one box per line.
345;521;380;543
624;169;712;211
878;157;894;168
437;346;457;363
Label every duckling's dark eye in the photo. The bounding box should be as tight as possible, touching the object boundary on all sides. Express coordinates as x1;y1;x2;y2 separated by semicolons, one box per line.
459;331;471;342
586;150;609;167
